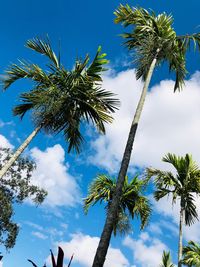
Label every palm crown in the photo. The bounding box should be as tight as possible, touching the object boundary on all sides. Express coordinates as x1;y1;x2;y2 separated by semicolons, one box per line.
84;175;151;235
114;5;200;91
2;38;119;153
182;241;200;267
147;153;200;226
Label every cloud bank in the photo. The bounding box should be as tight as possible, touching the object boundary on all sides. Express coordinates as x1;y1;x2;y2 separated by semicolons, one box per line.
90;70;200;172
58;232;129;267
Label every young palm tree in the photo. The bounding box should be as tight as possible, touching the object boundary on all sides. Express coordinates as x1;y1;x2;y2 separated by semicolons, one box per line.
84;175;151;236
0;38;119;179
147;153;200;267
182;241;200;267
160;251;175;267
92;5;200;267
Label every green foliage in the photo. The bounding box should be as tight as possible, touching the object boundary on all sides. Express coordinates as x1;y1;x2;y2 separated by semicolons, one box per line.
182;241;200;266
2;38;119;153
146;153;200;226
84;175;151;235
114;4;200;91
28;246;73;267
0;148;47;249
160;251;175;267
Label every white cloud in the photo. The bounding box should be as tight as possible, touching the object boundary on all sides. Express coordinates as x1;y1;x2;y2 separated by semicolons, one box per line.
123;232;168;267
58;232;129;267
0;134;13;149
25;221;43;231
25;221;65;241
90;70;200;172
32;231;48;240
0;120;13;128
30;144;81;208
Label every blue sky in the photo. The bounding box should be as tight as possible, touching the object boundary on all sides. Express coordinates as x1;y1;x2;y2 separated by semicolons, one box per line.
1;1;200;266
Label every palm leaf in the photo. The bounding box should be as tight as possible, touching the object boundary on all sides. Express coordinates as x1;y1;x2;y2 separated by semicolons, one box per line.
26;37;59;67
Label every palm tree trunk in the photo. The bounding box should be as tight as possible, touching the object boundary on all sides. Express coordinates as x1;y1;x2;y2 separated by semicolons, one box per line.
0;125;41;179
92;53;159;267
178;204;184;267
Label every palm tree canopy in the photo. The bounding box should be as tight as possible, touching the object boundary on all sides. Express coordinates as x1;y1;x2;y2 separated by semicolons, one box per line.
160;251;175;267
114;4;200;91
146;153;200;226
182;241;200;267
84;175;151;235
2;37;120;153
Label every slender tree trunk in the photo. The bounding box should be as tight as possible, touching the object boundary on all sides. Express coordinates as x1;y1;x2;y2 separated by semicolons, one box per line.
92;54;158;267
178;203;184;267
0;125;41;179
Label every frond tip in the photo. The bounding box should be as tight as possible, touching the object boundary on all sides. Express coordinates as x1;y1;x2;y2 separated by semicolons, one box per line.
26;37;59;67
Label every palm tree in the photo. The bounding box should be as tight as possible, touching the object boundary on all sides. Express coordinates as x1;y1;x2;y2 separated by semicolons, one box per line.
92;5;200;267
84;175;151;236
160;251;175;267
0;38;119;179
182;241;200;267
146;153;200;267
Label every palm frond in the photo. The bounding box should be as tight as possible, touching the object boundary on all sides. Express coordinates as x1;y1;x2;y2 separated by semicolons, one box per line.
3;61;51;90
159;251;175;267
26;37;59;67
84;174;115;213
182;241;200;266
183;193;198;226
87;46;108;82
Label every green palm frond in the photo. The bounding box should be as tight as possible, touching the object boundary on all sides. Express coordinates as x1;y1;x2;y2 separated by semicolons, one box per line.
84;174;151;235
26;37;59;67
3;61;52;90
160;251;175;267
182;241;200;267
2;38;120;153
113;212;132;236
87;46;108;82
84;174;115;213
184;193;198;226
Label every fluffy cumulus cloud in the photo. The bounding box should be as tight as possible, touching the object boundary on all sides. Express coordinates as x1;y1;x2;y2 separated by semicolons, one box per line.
90;70;200;172
30;144;81;208
58;232;129;267
123;232;168;267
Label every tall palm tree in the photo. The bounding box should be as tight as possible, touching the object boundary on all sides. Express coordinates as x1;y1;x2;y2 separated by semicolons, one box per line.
0;38;119;179
146;153;200;267
182;241;200;267
160;251;175;267
84;175;151;236
92;5;200;267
